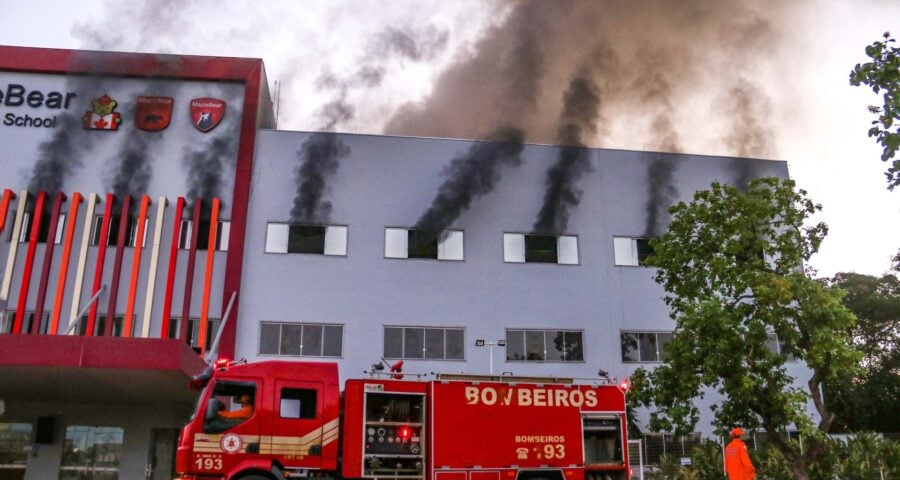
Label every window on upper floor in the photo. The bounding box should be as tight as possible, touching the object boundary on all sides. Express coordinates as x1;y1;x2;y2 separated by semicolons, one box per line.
621;331;673;362
15;212;65;244
384;228;463;261
613;236;654;266
505;329;584;362
259;322;343;357
89;215;149;247
383;326;465;360
265;223;345;256
179;219;230;251
503;233;579;265
1;310;50;334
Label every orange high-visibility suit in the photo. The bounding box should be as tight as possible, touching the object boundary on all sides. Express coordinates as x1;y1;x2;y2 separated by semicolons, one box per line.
724;437;756;480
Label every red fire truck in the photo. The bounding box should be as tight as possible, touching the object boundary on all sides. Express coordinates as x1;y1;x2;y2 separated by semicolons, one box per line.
175;360;630;480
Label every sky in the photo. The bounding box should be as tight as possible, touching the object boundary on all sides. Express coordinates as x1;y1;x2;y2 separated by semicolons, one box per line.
0;0;897;278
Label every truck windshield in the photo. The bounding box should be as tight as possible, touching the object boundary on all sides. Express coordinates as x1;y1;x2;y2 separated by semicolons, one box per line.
203;380;258;433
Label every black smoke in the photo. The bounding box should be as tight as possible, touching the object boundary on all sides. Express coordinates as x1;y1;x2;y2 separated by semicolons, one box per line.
183;136;235;217
415;127;525;233
27;113;83;194
290;133;350;223
533;70;599;234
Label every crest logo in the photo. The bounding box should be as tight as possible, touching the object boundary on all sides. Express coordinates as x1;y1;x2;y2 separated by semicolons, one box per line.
220;433;243;454
190;97;226;132
135;96;173;131
82;95;121;130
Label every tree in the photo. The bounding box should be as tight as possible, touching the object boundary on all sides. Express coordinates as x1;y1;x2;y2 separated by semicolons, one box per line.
850;32;900;190
628;178;861;480
826;272;900;432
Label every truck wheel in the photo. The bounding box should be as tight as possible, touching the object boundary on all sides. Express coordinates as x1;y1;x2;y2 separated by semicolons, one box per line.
237;473;276;480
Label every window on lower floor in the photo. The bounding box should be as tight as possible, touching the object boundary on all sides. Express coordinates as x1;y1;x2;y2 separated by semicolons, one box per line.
383;326;465;360
0;423;31;477
384;228;464;260
506;329;584;362
60;425;124;480
259;322;343;357
503;233;579;265
613;236;654;266
265;223;346;256
166;317;221;349
1;311;50;334
621;331;673;362
178;219;230;251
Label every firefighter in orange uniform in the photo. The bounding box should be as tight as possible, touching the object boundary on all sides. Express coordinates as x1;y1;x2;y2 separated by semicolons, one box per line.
219;394;254;419
724;427;756;480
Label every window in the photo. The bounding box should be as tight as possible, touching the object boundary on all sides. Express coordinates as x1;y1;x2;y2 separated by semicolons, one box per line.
280;388;317;419
90;215;148;247
265;223;345;255
506;329;584;362
179;219;230;251
766;333;795;361
204;381;257;433
259;322;343;357
621;331;673;362
384;326;465;360
613;236;654;266
0;423;31;477
385;228;463;260
1;311;50;334
60;426;124;480
503;233;579;264
17;212;65;244
167;317;221;349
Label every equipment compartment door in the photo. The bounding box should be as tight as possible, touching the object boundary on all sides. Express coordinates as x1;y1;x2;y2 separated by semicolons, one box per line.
269;380;326;468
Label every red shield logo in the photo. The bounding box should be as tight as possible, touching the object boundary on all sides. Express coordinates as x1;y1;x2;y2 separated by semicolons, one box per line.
190;97;226;132
135;96;173;131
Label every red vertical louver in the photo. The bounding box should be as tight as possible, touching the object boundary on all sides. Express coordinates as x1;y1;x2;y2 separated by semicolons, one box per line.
123;195;150;337
104;195;131;336
50;192;83;334
86;194;115;336
180;198;202;342
198;197;220;352
31;192;66;334
161;197;185;339
13;191;46;334
0;189;15;233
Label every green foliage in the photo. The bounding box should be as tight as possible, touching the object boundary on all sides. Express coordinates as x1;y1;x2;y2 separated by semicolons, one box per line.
628;177;862;479
850;32;900;190
827;273;900;432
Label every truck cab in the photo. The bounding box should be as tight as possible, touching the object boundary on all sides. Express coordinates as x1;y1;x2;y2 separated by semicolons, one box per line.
175;360;341;480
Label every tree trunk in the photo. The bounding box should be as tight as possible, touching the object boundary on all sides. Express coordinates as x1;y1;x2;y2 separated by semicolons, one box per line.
789;461;811;480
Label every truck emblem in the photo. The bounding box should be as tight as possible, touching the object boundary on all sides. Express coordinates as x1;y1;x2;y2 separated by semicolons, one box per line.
220;433;243;454
190;97;226;132
82;95;121;130
135;96;173;131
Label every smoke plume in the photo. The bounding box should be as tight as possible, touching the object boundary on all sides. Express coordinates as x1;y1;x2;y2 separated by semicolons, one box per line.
415;127;525;233
290;133;350;223
27;114;84;193
719;78;775;188
533;69;600;234
183;136;235;214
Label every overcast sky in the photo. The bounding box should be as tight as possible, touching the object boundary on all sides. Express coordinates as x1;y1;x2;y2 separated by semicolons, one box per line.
1;0;897;277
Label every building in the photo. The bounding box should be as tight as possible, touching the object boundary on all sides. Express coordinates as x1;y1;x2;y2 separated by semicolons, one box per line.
0;46;794;479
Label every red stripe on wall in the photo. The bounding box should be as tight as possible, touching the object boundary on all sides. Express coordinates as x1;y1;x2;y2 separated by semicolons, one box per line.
31;192;66;334
86;194;115;337
180;198;202;342
123;195;150;337
50;192;82;334
161;197;185;339
105;195;131;336
13;191;46;334
0;189;15;233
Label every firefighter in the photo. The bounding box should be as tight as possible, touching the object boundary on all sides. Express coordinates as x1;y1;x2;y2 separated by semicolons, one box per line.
219;394;254;420
724;427;756;480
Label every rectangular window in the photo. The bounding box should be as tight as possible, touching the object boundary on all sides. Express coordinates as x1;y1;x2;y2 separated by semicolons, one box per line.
265;223;346;256
1;311;50;334
60;426;124;480
90;215;148;247
613;237;654;266
503;233;579;265
505;329;584;362
167;317;221;348
384;228;464;260
0;422;31;478
18;212;65;244
280;388;317;419
383;326;465;360
258;322;343;357
178;219;230;251
620;331;672;362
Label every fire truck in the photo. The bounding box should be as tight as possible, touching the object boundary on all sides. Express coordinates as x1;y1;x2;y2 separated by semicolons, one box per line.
175;359;630;480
